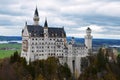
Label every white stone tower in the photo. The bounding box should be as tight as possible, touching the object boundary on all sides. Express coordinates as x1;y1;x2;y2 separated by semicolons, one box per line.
44;18;48;58
85;27;92;51
33;7;39;25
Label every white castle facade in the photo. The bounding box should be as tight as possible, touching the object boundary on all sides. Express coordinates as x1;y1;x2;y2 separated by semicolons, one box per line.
21;8;92;78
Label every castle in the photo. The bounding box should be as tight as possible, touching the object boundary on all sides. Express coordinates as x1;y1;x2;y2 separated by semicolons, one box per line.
21;7;92;78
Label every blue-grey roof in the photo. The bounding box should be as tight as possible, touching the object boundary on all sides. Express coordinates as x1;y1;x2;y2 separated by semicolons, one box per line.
72;44;85;47
26;25;66;37
27;25;44;37
48;27;66;38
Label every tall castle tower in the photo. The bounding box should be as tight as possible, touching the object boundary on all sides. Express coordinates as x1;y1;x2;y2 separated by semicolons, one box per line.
33;7;39;25
85;27;92;52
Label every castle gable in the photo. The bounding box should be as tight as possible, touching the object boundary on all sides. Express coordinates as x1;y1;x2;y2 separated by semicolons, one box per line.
22;26;29;37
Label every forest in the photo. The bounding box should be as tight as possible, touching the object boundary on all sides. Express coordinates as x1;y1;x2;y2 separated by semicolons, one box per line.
0;49;120;80
79;48;120;80
0;51;72;80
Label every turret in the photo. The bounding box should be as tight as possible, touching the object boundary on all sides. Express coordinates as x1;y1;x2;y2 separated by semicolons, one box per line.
71;37;75;44
86;27;91;36
33;7;39;25
85;27;92;52
44;18;48;38
44;18;48;28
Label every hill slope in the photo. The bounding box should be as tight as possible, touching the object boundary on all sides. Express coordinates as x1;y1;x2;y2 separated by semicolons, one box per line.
0;36;120;46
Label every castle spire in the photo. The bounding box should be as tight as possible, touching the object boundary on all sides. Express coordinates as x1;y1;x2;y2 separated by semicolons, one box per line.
44;18;48;28
25;21;27;26
34;7;39;16
33;7;39;25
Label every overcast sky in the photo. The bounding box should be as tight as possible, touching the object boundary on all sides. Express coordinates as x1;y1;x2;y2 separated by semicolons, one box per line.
0;0;120;39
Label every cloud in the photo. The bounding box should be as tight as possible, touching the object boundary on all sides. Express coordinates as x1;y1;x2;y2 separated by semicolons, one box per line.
96;2;120;17
0;0;120;39
0;26;21;36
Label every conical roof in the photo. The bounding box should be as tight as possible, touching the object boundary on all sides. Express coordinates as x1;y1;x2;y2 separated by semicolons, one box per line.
34;7;39;16
87;27;91;30
44;18;48;27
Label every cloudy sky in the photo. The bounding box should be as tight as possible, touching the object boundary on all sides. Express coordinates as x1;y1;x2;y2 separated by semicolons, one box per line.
0;0;120;39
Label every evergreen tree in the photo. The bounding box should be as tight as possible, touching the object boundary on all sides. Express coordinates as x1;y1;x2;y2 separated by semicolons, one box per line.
97;48;106;70
117;54;120;67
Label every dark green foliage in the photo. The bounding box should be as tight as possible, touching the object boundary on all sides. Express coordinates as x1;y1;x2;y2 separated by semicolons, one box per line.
59;63;71;79
1;52;72;80
10;51;20;63
97;48;107;70
10;51;27;65
79;48;120;80
27;57;72;80
117;54;120;67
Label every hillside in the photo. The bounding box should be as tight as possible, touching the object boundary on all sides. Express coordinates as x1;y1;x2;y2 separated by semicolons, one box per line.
67;37;120;46
0;36;22;41
0;36;120;46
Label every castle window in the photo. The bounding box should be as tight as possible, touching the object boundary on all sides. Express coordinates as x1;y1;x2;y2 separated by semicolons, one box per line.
36;38;37;40
32;38;34;40
32;50;34;52
60;39;62;41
